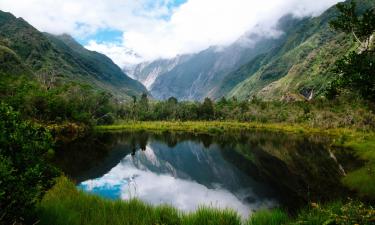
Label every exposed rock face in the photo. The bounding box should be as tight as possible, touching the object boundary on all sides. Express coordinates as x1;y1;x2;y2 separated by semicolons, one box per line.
127;30;286;100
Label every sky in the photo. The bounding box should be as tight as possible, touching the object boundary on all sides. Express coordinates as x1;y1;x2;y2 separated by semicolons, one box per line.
0;0;343;67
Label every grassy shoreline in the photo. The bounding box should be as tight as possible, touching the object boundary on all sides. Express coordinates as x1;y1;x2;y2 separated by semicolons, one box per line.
37;177;374;225
96;121;356;136
97;121;375;198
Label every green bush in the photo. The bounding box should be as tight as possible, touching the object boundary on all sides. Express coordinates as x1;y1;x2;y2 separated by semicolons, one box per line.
292;201;375;225
0;103;59;224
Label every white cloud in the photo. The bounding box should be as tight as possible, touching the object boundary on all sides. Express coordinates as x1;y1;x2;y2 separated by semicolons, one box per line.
85;40;143;66
0;0;342;66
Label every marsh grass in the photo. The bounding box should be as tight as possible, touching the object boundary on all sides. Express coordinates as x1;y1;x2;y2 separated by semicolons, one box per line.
96;121;339;135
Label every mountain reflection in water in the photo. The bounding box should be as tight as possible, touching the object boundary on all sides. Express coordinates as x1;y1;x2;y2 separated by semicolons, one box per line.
55;131;360;217
78;141;278;218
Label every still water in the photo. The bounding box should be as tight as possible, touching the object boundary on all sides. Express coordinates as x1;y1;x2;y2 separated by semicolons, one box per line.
55;131;359;217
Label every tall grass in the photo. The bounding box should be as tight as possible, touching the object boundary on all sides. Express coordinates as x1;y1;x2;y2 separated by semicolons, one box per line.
37;177;374;225
246;209;289;225
37;177;285;225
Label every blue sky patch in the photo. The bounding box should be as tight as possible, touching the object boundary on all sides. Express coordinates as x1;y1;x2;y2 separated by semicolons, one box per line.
75;0;187;46
76;29;123;45
168;0;187;9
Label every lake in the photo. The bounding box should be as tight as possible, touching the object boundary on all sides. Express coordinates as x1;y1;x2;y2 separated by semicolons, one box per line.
54;130;360;217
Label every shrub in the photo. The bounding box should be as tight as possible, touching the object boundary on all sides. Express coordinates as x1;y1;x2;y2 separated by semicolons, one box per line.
0;103;59;224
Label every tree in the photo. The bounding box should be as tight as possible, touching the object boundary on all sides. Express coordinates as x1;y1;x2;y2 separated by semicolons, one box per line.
140;92;149;109
330;51;375;100
217;97;228;106
199;98;215;120
330;0;375;50
328;0;375;101
167;97;178;105
0;103;59;224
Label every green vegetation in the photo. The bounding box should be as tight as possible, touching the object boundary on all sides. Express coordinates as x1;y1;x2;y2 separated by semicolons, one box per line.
292;201;375;224
0;10;146;101
226;0;374;101
0;103;59;224
246;209;289;225
0;75;117;126
38;177;242;225
115;95;374;130
1;0;375;224
37;177;375;225
327;0;375;101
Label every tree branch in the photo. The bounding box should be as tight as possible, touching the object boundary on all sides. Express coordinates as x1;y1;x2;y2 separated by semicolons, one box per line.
352;30;363;46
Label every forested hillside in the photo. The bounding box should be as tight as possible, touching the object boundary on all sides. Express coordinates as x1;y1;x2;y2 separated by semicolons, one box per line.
0;10;146;100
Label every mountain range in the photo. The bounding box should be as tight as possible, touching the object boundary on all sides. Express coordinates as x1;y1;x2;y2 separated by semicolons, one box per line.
126;0;374;101
0;10;146;101
1;0;373;102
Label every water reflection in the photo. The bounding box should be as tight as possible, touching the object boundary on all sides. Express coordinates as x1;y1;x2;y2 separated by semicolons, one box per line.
78;141;278;218
55;131;360;216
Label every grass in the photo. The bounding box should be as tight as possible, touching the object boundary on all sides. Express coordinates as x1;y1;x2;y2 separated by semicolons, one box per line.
38;177;244;225
246;209;289;225
96;121;346;136
38;177;375;225
96;121;375;198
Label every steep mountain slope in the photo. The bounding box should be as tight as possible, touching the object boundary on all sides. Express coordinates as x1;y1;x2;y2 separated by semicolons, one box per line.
224;0;374;100
225;6;345;100
0;10;146;100
130;31;285;100
127;55;192;89
0;45;31;76
130;0;373;101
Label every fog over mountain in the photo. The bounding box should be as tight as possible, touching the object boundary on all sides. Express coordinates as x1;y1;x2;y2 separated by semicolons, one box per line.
2;0;359;102
0;0;342;66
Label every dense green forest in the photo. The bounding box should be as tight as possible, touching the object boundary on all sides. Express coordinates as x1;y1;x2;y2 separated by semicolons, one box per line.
0;0;374;224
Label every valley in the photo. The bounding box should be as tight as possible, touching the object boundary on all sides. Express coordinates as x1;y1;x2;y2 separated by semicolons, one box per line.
0;0;374;225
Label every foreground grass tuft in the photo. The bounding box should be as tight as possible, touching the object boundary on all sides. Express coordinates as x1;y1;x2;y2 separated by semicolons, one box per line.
246;209;289;225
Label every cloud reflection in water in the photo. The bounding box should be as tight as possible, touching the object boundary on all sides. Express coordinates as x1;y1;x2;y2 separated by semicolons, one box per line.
79;143;278;218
